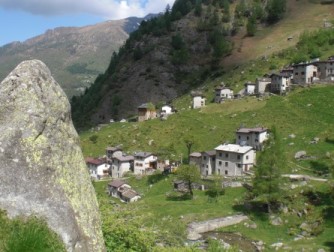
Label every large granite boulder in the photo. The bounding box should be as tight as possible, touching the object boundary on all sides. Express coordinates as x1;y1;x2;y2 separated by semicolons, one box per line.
0;60;105;252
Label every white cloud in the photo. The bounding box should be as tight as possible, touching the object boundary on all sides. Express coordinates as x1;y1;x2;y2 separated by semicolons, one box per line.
0;0;176;19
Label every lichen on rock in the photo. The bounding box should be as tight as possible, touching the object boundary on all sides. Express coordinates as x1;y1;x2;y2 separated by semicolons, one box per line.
0;60;105;252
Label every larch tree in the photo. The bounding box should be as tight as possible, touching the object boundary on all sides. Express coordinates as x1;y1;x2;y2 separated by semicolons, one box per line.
252;126;285;213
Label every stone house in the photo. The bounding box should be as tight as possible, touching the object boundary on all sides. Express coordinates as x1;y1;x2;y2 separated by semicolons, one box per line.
191;91;206;109
269;73;292;94
85;157;109;179
236;127;268;150
215;144;256;176
200;150;216;176
133;152;158;175
189;152;202;167
157;159;170;172
137;103;157;122
108;180;131;198
292;63;318;84
255;77;271;94
244;82;256;95
111;155;134;178
214;86;234;103
120;189;141;203
106;146;122;161
313;58;334;81
108;180;140;203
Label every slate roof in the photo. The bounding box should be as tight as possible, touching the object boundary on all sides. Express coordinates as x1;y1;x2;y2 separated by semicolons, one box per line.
114;155;134;162
85;157;105;166
134;152;153;158
106;146;122;152
121;189;139;200
202;150;216;156
236;127;268;134
108;180;127;188
189;152;202;158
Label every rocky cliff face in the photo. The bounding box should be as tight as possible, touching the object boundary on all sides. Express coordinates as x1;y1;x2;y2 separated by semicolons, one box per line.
0;60;105;251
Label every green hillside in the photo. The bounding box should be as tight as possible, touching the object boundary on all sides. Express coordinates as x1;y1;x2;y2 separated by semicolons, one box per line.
81;85;334;174
72;0;334;129
82;85;334;251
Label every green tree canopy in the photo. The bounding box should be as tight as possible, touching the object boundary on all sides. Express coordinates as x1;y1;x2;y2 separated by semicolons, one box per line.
266;0;287;24
177;164;201;198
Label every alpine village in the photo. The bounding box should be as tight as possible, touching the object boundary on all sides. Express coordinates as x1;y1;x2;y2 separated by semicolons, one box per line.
1;0;334;252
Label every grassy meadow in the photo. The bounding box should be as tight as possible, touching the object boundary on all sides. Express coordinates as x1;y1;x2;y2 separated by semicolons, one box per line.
94;173;334;251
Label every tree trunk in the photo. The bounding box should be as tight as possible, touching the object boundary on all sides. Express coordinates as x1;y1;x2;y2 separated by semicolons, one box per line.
188;181;193;199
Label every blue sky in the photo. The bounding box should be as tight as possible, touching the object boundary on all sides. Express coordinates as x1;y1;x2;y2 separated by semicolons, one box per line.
0;0;175;46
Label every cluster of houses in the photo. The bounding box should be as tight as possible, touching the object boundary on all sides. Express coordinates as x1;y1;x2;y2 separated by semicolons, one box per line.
86;146;179;202
190;56;334;109
189;127;268;177
85;126;268;202
244;57;334;95
86;126;269;180
137;103;175;122
85;147;177;180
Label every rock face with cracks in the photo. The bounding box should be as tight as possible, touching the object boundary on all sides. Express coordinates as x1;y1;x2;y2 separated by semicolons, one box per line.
0;60;105;252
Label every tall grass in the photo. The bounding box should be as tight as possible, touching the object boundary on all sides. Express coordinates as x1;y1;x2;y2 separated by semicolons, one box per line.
0;211;65;252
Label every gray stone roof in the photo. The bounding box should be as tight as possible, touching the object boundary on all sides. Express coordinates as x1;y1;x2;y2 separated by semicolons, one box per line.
108;180;127;188
236;127;268;134
134;152;153;158
121;189;139;199
115;155;134;162
202;150;216;156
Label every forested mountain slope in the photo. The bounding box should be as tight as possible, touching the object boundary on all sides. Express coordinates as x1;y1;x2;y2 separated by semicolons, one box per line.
71;0;333;129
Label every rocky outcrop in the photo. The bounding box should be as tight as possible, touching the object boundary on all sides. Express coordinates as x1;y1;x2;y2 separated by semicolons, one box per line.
187;214;249;240
0;60;105;251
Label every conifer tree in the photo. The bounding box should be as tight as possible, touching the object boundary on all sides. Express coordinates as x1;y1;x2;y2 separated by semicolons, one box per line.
252;126;284;212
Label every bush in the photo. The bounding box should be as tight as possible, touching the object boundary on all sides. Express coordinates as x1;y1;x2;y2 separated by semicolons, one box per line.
89;135;99;144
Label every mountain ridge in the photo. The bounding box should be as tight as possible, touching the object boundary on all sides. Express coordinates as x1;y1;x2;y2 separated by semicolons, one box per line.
0;14;155;97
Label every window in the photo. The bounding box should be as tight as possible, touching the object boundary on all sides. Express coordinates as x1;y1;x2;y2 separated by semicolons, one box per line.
246;155;249;160
225;153;228;158
238;135;241;139
203;156;207;160
301;71;305;75
247;136;249;140
218;161;222;166
237;164;242;168
212;157;215;161
237;155;241;160
295;72;298;76
225;170;228;175
219;153;222;157
206;165;209;168
225;162;228;167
